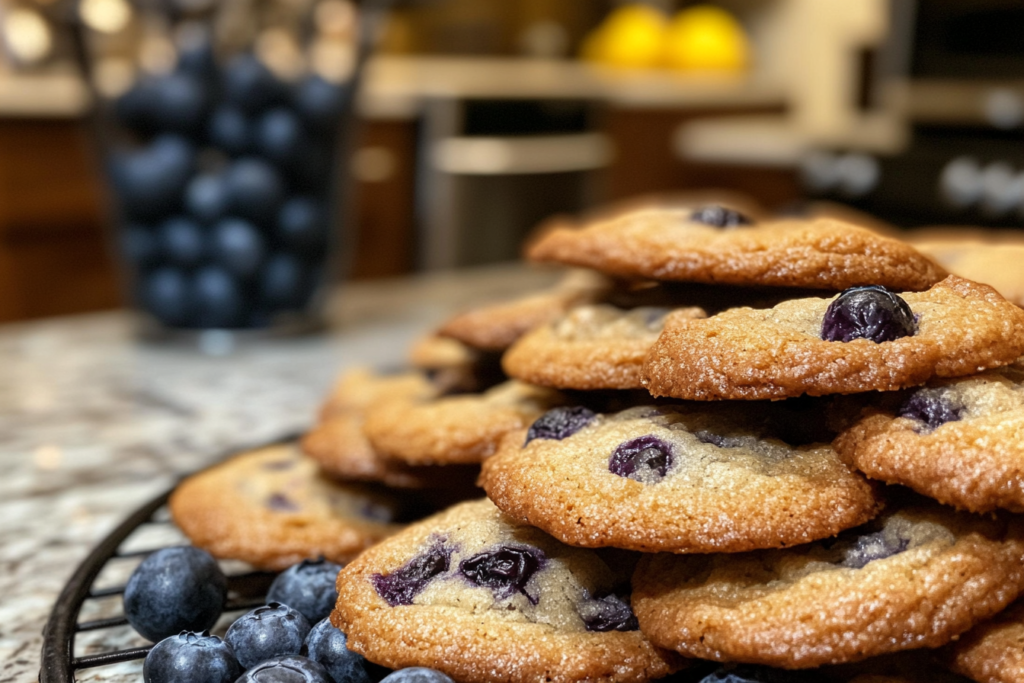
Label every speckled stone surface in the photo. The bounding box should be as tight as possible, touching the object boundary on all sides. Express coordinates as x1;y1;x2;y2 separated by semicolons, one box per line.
0;264;559;683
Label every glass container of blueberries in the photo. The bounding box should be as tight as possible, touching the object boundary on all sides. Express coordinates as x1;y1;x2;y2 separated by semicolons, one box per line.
71;0;358;340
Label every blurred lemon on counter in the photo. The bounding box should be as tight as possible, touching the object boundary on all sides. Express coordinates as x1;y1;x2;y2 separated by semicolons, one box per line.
580;4;667;69
663;5;749;72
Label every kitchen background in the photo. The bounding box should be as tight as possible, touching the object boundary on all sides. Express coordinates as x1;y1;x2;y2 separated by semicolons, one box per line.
0;0;1019;324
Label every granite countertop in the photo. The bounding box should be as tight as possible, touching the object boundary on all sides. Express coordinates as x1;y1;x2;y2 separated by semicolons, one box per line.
0;263;560;683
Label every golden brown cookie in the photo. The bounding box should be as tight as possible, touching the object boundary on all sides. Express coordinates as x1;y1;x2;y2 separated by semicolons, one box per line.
502;305;704;390
170;444;403;570
642;276;1024;400
318;367;437;421
363;380;565;466
437;270;611;352
943;598;1024;683
482;403;881;553
332;498;685;683
913;236;1024;307
633;499;1024;669
407;335;506;394
834;365;1024;513
527;210;946;291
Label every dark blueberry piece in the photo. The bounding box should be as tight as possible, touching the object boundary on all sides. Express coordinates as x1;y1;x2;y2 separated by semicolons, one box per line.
524;406;595;445
459;545;544;602
122;224;159;268
236;655;332;683
267;493;299;512
143;630;240;683
143;268;191;326
267;559;343;624
225;602;312;670
114;79;158;133
821;285;917;343
371;543;451;606
378;669;455;683
212;218;265;277
699;664;808;683
294;75;349;132
223;53;285;114
185;173;228;224
577;593;639;632
176;31;217;78
261;254;306;309
278;197;326;253
303;618;372;683
841;529;911;569
158;216;206;268
257;108;306;165
192;266;244;328
263;460;295;471
224;158;285;224
123;547;226;642
151;73;208;135
694;431;746;449
899;389;963;431
609;435;673;482
690;205;753;228
208;106;252;157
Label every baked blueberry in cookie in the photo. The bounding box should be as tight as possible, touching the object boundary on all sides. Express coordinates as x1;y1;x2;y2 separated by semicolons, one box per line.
690;204;753;228
821;286;917;343
897;388;963;432
608;435;673;483
333;499;684;683
525;406;596;444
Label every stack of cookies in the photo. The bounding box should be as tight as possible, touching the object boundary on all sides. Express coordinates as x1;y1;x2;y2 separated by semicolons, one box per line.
177;198;1024;683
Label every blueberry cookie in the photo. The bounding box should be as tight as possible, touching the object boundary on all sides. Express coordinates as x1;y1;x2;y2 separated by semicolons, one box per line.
527;209;946;291
408;335;505;394
437;270;611;352
914;239;1024;307
481;404;880;553
171;444;404;570
318;367;437;422
633;499;1024;668
363;380;565;466
642;276;1024;400
834;365;1024;513
943;597;1024;683
332;498;685;683
502;305;704;390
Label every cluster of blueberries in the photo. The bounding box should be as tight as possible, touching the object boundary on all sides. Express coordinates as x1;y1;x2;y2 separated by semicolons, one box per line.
110;39;349;329
125;546;453;683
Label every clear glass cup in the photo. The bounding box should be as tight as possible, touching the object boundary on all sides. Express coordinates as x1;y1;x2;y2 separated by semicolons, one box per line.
71;0;361;335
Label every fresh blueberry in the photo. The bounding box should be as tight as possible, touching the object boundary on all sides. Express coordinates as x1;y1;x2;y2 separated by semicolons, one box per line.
459;545;544;602
223;53;284;114
260;253;307;309
109;136;194;219
158;216;206;268
256;108;306;165
176;32;217;79
277;197;327;253
524;406;595;445
151;73;208;135
372;543;451;606
608;435;673;482
235;655;333;683
122;224;159;268
841;529;910;569
208;106;252;156
899;389;963;432
143;267;192;327
225;602;312;669
211;218;265;277
294;75;348;132
122;546;226;642
821;285;917;343
577;593;639;632
303;619;372;683
379;669;455;683
224;158;285;224
690;205;752;228
192;266;244;328
185;173;229;223
143;631;240;683
114;79;157;133
267;559;343;624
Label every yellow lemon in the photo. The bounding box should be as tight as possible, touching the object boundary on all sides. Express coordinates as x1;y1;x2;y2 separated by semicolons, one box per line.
581;4;667;69
663;5;749;72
